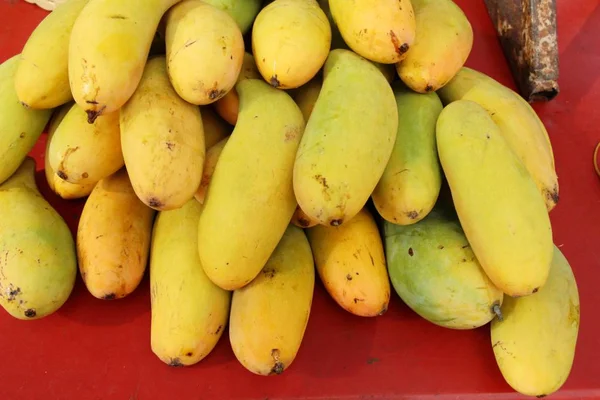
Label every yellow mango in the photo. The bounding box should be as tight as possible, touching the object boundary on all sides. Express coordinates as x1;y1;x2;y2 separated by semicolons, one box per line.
48;103;123;185
120;56;205;211
293;49;397;226
291;78;322;122
0;55;52;185
194;137;229;205
307;208;390;317
230;225;315;375
329;0;416;64
491;246;580;397
200;107;231;149
198;79;305;290
68;0;181;122
150;199;231;367
0;157;77;320
252;0;331;89
384;208;504;329
15;0;89;109
202;0;262;34
77;169;156;300
372;83;443;225
436;100;553;297
291;205;319;229
396;0;473;93
165;0;245;105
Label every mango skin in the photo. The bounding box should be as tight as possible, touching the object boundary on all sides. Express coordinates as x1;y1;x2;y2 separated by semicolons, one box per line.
121;56;205;211
77;169;156;300
436;100;553;297
0;55;53;185
200;107;231;149
166;0;245;105
307;208;390;317
329;0;416;64
291;77;322;122
194;137;229;205
293;49;398;227
15;0;89;109
198;79;305;290
203;0;262;34
384;208;504;329
0;158;77;320
291;205;319;229
372;83;443;225
252;0;331;89
229;225;315;376
150;199;231;367
396;0;473;93
491;246;580;397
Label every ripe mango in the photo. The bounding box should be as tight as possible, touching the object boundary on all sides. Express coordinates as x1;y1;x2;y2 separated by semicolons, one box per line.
77;169;156;300
198;79;305;290
150;199;231;367
165;0;245;105
252;0;331;89
0;55;52;185
194;137;229;205
372;83;443;225
121;56;205;211
396;0;473;93
436;100;553;297
203;0;262;34
384;208;504;329
491;246;580;397
0;157;77;320
293;49;397;226
291;205;319;229
329;0;416;64
229;225;315;375
291;77;322;121
307;208;390;317
201;107;231;149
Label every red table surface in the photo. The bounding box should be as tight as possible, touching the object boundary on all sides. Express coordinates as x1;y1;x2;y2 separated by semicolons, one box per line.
1;1;599;399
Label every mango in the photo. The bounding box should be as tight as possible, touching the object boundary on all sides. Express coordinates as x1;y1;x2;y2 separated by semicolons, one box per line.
77;169;156;300
252;0;331;89
194;137;229;205
293;49;397;226
165;0;245;105
329;0;416;64
491;246;580;397
0;55;52;185
316;0;347;50
0;157;77;320
396;0;473;93
436;100;553;297
121;56;205;211
201;107;231;149
229;225;315;375
203;0;262;34
150;199;231;367
198;79;305;290
307;208;390;317
291;77;322;121
372;83;443;225
291;205;319;229
384;208;504;329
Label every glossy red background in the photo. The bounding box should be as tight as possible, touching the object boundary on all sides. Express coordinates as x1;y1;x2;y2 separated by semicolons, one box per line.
0;1;599;398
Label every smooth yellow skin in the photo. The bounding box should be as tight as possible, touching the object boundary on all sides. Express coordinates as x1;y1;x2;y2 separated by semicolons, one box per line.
293;49;398;226
291;205;319;229
384;208;504;329
0;157;77;320
436;100;553;297
307;208;390;317
121;56;205;211
291;77;322;122
150;199;231;367
202;0;262;34
214;52;261;125
252;0;331;89
491;246;580;397
68;0;181;122
77;169;156;300
194;137;229;205
329;0;416;64
48;103;123;185
396;0;473;93
198;79;305;290
15;0;89;109
44;104;97;199
0;55;52;185
372;83;443;225
200;107;231;149
230;225;315;376
166;0;245;105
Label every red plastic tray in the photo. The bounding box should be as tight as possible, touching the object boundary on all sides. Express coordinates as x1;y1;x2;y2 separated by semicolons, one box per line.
1;1;599;399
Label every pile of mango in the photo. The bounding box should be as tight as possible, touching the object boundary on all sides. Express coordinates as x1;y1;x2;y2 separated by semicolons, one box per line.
0;0;580;397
